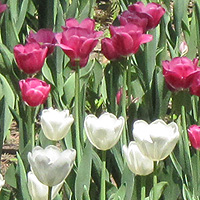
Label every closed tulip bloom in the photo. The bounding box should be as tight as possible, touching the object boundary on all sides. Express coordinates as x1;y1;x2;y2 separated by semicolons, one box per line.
41;107;74;141
133;119;180;161
123;141;154;176
19;78;51;107
101;24;153;60
128;2;165;30
28;171;63;200
14;43;48;74
28;145;76;187
27;29;56;56
188;125;200;150
0;1;7;16
162;57;199;91
0;174;5;192
56;18;103;68
84;112;124;150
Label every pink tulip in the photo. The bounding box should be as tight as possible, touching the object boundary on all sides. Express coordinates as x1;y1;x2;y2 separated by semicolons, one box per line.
14;43;48;74
19;78;51;107
116;88;123;105
162;57;199;91
188;125;200;150
101;24;153;60
27;29;56;56
128;2;165;30
56;18;103;68
119;10;148;32
189;71;200;97
0;1;7;16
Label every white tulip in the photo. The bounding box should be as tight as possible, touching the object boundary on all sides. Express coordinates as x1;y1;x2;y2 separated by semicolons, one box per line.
41;107;74;141
133;119;180;161
28;171;63;200
28;145;76;186
84;112;124;150
0;174;5;192
123;141;154;176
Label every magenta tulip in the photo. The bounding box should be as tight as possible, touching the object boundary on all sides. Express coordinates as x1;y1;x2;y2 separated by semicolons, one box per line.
162;57;199;91
101;24;153;60
27;29;56;56
188;125;200;150
56;18;103;68
128;2;165;30
19;78;51;107
0;1;7;16
189;71;200;97
14;43;48;74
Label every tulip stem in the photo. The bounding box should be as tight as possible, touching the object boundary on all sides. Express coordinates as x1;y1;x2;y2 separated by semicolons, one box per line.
127;60;132;106
27;106;35;149
48;186;52;200
75;68;81;165
153;161;158;200
101;150;106;200
141;176;146;200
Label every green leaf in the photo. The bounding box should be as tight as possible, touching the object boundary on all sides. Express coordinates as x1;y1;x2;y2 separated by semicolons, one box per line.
149;181;168;200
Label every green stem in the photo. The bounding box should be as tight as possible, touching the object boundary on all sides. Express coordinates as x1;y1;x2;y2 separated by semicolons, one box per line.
192;95;198;123
141;176;146;200
197;150;200;196
75;68;81;165
121;67;127;146
27;106;35;149
153;161;158;200
48;186;52;200
127;62;132;106
101;150;107;200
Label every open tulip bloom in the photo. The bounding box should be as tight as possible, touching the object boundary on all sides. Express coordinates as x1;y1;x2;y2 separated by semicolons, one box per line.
28;145;76;187
28;171;63;200
84;112;125;151
41;107;74;141
123;141;154;176
133;119;180;161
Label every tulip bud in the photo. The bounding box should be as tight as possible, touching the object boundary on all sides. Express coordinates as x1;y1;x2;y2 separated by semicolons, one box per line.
179;41;188;56
188;125;200;150
123;141;154;176
19;78;51;107
28;145;76;187
133;119;180;161
41;107;74;141
28;171;63;200
84;112;124;150
14;43;48;74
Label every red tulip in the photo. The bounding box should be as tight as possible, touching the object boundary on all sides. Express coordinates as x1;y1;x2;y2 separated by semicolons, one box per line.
0;1;7;16
14;43;48;74
27;29;56;56
19;78;51;107
56;18;103;68
188;125;200;150
162;57;199;91
128;2;165;30
101;24;153;60
189;71;200;97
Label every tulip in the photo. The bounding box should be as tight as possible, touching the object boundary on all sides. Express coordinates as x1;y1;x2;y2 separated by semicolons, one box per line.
0;1;7;16
41;107;74;141
84;112;124;150
123;141;154;176
56;18;103;68
27;29;56;56
179;41;188;56
189;71;200;97
101;24;153;60
133;119;180;161
28;145;76;186
0;174;5;192
188;125;200;150
19;78;51;107
28;171;63;200
116;88;123;105
14;42;48;74
128;2;165;30
162;57;199;91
